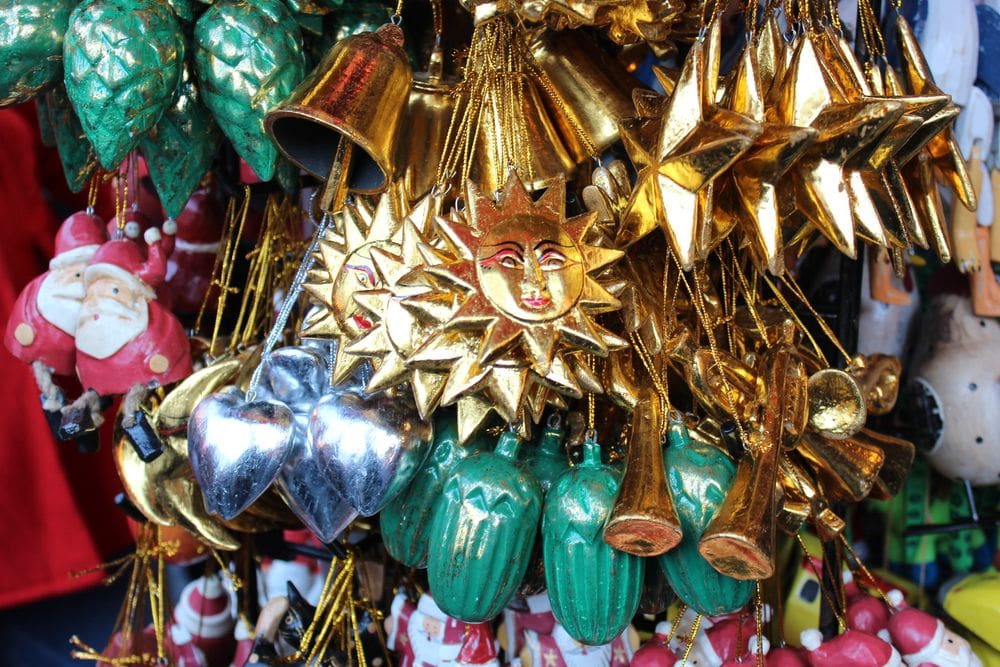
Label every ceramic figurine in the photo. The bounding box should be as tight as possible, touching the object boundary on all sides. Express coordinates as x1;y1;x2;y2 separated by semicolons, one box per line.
4;210;107;438
630;621;679;667
888;606;984;667
911;294;1000;487
678;613;768;667
500;592;557;661
386;592;500;667
165;187;224;316
799;628;902;667
248;581;339;666
518;618;634;667
170;572;236;667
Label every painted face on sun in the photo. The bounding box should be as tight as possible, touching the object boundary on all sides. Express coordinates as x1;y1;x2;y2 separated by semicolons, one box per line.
476;216;585;323
333;241;398;337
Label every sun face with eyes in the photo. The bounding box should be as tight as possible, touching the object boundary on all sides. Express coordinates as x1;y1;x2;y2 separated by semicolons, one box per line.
402;173;626;427
302;192;408;385
477;216;585;323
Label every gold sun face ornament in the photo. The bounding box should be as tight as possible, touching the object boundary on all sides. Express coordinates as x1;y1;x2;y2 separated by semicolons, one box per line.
302;192;416;385
404;172;626;428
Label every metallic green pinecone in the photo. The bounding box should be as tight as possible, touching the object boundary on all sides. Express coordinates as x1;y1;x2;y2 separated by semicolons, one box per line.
63;0;184;170
381;414;490;569
658;420;754;616
0;0;74;106
543;438;643;645
140;62;221;219
44;84;98;192
194;0;305;181
427;432;543;622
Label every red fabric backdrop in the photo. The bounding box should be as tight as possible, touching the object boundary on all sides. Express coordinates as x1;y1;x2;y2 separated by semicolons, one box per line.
0;104;132;609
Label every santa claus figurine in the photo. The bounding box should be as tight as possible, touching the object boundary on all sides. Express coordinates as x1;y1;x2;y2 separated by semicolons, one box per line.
800;628;902;667
519;618;634;667
170;573;236;667
386;592;499;667
887;607;983;667
630;621;679;667
500;592;557;661
676;613;765;667
165;188;223;317
4;210;107;444
62;225;191;460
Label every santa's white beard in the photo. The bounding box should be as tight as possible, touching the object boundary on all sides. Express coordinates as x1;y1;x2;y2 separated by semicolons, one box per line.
925;643;983;667
75;297;148;359
37;271;86;335
407;612;461;665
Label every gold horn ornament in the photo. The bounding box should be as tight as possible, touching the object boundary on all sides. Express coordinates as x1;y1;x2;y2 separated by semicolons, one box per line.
603;387;683;556
265;24;412;193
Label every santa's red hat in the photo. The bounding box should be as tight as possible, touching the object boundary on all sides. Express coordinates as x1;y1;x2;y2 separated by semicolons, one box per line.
173;188;223;246
700;615;761;663
800;628;901;667
631;622;678;667
887;607;945;665
52;210;106;268
847;595;890;636
766;646;807;667
85;234;166;295
174;573;234;640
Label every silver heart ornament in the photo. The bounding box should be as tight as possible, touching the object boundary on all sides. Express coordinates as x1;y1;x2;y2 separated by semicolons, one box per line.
257;346;358;542
310;391;433;516
188;389;295;520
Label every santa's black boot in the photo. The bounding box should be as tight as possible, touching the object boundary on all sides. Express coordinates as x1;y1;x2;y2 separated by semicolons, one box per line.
57;390;102;443
122;410;163;462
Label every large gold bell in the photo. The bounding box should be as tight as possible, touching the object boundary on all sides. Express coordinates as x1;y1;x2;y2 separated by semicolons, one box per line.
530;29;640;163
266;24;412;193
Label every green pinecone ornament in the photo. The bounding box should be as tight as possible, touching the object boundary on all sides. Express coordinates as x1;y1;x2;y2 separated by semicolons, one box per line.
0;0;74;106
658;417;754;616
63;0;184;170
427;431;543;622
194;0;305;181
381;414;490;569
44;85;98;192
543;437;643;645
140;62;222;219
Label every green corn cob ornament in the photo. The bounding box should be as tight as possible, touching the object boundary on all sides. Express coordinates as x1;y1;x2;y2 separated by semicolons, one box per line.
543;436;643;645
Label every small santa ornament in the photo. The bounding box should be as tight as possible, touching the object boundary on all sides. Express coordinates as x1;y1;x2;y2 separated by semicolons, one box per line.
501;592;557;660
170;572;237;667
386;592;499;667
847;589;905;640
4;210;106;440
631;621;679;667
679;613;765;667
66;225;191;459
887;607;983;667
520;620;634;667
800;628;902;667
165;188;223;316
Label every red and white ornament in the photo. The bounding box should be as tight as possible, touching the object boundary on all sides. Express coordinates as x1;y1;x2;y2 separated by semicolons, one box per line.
631;621;679;667
387;592;499;667
170;573;236;667
887;606;983;667
799;628;901;667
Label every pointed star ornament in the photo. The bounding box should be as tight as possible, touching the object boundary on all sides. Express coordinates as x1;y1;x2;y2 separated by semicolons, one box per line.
618;18;762;270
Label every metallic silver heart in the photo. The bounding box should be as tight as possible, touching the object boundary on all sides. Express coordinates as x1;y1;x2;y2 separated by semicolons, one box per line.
275;432;358;543
188;389;295;520
309;391;433;516
257;346;358;542
257;346;328;416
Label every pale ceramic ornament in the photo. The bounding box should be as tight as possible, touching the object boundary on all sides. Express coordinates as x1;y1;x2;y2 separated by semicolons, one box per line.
952;86;993;227
916;0;979;107
911;294;1000;487
857;256;921;359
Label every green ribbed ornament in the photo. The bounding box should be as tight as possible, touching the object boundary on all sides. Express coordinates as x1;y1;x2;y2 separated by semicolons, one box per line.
63;0;184;170
524;420;569;494
658;419;754;616
543;437;643;645
194;0;305;181
140;62;221;219
381;414;490;569
0;0;73;106
427;432;542;622
44;85;98;192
